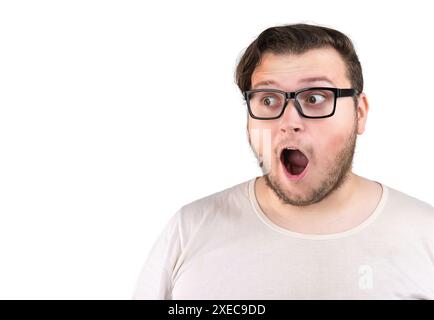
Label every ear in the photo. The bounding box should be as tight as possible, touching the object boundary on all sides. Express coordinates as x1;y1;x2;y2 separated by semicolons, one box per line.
356;92;369;135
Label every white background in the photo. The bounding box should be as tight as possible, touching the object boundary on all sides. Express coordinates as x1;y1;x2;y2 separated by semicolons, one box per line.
0;0;433;299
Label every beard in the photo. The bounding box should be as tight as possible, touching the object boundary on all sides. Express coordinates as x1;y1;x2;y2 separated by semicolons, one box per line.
248;120;358;207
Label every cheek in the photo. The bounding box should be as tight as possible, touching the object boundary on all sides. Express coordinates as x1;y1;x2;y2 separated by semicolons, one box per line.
313;123;353;164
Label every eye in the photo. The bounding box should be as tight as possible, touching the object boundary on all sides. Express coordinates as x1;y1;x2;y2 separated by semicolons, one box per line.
306;94;326;105
260;94;282;108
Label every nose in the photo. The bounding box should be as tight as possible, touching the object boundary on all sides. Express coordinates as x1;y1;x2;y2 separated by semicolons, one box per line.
278;99;305;133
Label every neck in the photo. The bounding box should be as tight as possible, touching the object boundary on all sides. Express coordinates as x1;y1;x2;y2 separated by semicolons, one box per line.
256;172;364;234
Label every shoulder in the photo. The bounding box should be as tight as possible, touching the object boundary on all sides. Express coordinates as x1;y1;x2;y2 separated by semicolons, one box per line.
184;178;251;211
385;185;434;218
381;184;434;236
179;178;252;222
173;178;253;243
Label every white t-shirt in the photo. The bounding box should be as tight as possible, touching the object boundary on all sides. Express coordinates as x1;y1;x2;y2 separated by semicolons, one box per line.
133;177;434;300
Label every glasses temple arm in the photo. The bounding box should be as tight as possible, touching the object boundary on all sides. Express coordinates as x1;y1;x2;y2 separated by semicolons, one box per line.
337;88;359;97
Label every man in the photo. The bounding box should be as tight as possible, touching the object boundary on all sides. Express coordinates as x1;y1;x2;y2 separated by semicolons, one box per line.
134;24;434;299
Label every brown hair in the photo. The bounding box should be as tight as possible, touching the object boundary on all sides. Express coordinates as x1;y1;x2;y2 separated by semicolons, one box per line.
235;23;363;98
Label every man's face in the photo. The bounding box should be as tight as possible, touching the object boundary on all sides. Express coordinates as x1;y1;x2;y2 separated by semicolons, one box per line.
247;47;364;206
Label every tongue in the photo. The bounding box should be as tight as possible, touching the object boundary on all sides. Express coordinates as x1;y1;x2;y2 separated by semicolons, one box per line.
288;150;308;168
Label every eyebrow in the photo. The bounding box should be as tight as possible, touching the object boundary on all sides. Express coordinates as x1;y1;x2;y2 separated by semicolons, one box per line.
252;76;336;89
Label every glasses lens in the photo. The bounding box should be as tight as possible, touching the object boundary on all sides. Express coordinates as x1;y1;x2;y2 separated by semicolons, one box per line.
248;91;285;118
296;89;335;117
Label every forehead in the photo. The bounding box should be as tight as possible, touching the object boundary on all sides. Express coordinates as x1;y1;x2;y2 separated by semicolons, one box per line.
251;47;349;89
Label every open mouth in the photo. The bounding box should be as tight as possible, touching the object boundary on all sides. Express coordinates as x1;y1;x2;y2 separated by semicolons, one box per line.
280;148;309;178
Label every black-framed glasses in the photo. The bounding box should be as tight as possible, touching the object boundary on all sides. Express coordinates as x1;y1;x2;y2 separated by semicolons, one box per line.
243;87;359;120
